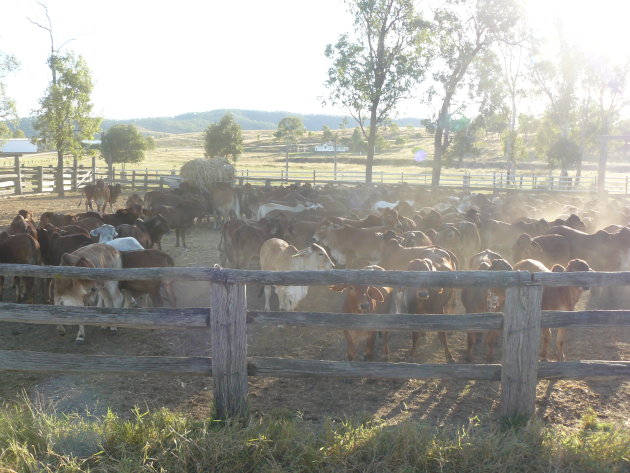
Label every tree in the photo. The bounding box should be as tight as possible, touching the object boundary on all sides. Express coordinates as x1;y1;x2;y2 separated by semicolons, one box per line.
321;125;335;143
325;0;430;183
204;112;243;160
350;127;366;153
275;117;305;176
0;50;19;141
29;3;100;196
426;0;521;190
101;124;150;172
32;52;101;195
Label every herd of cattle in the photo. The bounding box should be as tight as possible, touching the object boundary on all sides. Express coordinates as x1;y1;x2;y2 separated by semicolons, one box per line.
1;179;629;362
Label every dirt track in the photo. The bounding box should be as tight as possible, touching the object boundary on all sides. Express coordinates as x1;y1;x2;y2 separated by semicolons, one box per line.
0;193;628;427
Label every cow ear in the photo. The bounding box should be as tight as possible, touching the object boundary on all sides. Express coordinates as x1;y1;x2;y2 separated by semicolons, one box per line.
329;284;347;292
61;253;81;266
367;286;384;303
532;241;543;251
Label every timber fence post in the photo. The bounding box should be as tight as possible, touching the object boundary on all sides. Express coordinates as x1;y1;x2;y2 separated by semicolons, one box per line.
13;155;22;195
500;283;543;419
210;276;248;420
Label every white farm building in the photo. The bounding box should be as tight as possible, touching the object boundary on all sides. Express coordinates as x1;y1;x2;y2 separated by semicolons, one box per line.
313;142;349;153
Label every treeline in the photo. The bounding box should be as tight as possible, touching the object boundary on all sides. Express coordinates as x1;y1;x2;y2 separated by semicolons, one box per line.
13;110;423;136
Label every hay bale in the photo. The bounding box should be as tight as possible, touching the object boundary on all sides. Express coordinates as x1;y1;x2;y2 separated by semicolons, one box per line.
180;157;235;190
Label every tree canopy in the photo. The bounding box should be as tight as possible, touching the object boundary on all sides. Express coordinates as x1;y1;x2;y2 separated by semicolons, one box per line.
325;0;430;182
101;124;149;170
204;112;243;160
274;116;306;144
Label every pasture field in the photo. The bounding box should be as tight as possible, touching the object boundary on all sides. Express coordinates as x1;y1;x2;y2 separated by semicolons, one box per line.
7;127;630;184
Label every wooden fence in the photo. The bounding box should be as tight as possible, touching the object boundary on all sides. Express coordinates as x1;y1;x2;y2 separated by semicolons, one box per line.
0;264;628;420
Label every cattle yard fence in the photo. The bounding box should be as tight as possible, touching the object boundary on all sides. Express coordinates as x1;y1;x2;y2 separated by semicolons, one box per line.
0;264;628;421
2;159;630;196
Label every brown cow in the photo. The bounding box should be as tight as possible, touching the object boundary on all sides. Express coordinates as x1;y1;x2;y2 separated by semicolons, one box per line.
153;201;200;248
513;258;592;361
209;184;240;229
8;214;38;241
79;180;110;212
404;257;457;363
126;193;144;210
314;222;391;268
329;265;392;361
512;233;571;267
0;231;40;303
119;249;176;308
104;184;122;212
53;243;124;344
39;212;76;228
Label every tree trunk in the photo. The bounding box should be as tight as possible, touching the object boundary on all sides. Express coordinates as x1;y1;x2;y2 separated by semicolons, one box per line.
56;150;65;197
365;107;378;183
432;127;444;191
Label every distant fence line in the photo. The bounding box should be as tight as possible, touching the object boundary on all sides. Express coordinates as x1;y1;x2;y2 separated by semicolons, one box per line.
0;160;628;196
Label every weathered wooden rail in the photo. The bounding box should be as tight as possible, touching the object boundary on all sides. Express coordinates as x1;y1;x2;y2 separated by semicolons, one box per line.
0;264;628;421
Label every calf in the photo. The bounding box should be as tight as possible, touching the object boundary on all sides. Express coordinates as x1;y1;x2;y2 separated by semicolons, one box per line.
104;183;122;212
119;249;176;308
260;238;334;311
329;265;393;361
153;201;198;248
404;257;457;362
79;180;110;212
116;215;170;250
53;243;124;344
89;224;144;251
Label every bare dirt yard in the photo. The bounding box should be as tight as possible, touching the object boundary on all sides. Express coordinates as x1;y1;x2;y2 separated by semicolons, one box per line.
0;193;628;428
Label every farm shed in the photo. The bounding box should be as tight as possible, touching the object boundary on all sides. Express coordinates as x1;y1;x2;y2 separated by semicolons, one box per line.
313;142;349;152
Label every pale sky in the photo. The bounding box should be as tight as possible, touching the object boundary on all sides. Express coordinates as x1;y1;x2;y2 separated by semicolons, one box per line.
0;0;628;121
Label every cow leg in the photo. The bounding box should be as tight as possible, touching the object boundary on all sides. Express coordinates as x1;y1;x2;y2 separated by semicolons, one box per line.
175;229;181;247
465;332;478;362
484;330;500;363
344;330;358;361
438;331;455;363
364;332;377;361
411;331;426;359
162;281;177;308
182;229;187;248
75;325;86;345
540;328;551;361
556;328;566;362
263;285;272;311
380;332;390;361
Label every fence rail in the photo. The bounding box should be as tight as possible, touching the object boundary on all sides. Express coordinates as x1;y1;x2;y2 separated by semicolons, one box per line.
0;264;628;420
0;160;628;195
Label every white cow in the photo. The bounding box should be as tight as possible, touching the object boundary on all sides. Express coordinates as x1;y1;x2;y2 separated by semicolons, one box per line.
259;238;334;311
90;224;144;251
371;200;414;212
257;202;322;220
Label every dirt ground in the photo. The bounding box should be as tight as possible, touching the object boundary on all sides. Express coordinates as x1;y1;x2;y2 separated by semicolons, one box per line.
0;193;628;428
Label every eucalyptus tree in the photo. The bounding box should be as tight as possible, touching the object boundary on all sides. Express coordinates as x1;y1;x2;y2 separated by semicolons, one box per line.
32;52;101;195
325;0;430;183
204;112;243;160
426;0;521;189
275;117;306;176
29;2;100;195
101;124;150;172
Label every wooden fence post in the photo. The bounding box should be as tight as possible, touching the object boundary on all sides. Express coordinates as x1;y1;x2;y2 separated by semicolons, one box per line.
500;284;543;419
132;171;136;190
144;169;149;189
71;158;78;192
13;155;22;195
91;155;96;182
210;280;248;420
36;166;43;193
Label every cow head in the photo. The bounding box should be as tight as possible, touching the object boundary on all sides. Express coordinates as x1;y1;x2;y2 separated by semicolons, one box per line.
330;284;385;313
292;243;334;271
54;253;101;307
405;258;436;311
512;233;540;262
90;224;117;243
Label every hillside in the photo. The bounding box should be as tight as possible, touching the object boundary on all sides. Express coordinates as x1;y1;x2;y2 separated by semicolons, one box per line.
15;109;424;137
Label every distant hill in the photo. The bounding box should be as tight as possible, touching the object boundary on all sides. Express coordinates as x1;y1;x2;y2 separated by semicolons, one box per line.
14;109;424;136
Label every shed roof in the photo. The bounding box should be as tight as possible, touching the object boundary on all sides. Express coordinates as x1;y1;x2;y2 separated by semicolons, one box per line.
0;139;37;154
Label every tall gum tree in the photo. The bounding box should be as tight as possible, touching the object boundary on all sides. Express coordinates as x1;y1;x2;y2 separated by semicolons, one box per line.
325;0;430;183
0;51;19;141
33;52;101;196
427;0;520;190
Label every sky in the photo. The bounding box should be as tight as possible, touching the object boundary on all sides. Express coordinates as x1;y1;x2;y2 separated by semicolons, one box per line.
0;0;629;121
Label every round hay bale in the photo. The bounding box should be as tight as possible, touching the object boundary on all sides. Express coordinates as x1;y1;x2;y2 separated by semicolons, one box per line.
180;158;235;190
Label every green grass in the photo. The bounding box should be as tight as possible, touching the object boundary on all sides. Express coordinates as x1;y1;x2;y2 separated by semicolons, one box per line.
0;398;628;473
